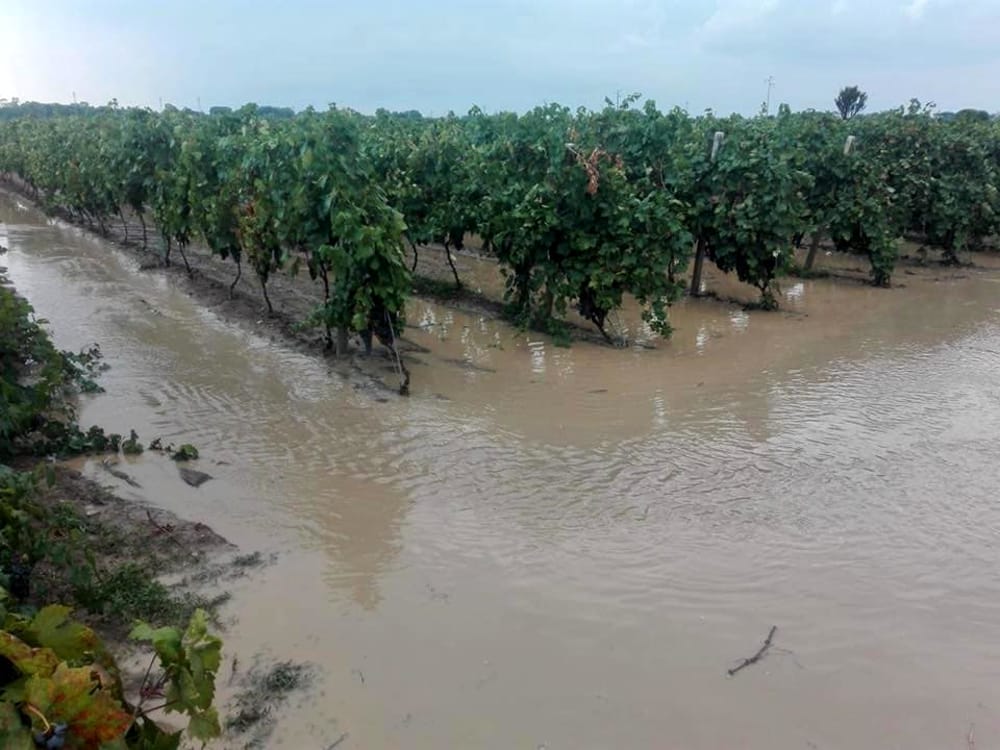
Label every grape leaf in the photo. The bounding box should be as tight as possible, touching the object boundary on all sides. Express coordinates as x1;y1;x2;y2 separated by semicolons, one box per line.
130;623;181;663
23;664;132;745
130;720;182;750
0;702;33;749
25;606;100;657
0;631;59;677
182;610;221;709
186;707;221;741
18;606;123;701
25;605;118;680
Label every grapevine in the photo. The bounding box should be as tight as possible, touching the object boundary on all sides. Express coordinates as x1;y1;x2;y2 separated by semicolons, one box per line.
0;98;998;346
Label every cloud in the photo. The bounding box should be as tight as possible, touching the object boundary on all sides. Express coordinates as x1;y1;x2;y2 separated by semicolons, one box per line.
699;0;780;39
3;0;1000;116
904;0;931;19
693;0;998;66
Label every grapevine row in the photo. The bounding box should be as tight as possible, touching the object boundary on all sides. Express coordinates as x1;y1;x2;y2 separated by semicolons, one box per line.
0;98;997;348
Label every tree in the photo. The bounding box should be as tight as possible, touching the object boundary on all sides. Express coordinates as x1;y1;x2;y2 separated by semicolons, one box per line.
955;108;990;124
835;86;868;120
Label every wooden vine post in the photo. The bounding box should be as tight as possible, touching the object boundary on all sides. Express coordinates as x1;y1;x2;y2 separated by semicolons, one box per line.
690;130;725;297
805;134;856;271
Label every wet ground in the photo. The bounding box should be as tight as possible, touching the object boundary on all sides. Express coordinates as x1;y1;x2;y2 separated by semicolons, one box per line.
2;190;999;748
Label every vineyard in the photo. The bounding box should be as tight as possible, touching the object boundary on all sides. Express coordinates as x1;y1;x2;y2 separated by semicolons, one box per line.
2;95;1000;748
0;98;998;355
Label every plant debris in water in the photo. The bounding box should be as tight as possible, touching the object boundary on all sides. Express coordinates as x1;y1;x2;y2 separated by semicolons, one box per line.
182;550;271;586
232;551;265;568
171;442;199;461
226;660;313;747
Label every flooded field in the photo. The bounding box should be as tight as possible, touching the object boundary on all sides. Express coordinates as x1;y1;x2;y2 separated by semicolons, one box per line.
2;190;999;748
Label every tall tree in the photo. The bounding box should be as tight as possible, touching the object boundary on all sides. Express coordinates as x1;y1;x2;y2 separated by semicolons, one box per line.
835;86;868;120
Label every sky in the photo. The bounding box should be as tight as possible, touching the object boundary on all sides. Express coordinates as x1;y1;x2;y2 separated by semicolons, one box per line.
2;0;998;116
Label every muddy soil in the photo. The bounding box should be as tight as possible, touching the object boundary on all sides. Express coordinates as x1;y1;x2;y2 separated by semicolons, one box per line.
28;464;231;626
43;464;230;563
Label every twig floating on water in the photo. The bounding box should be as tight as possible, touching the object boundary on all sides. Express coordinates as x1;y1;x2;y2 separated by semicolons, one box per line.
228;655;239;686
328;732;350;749
727;625;777;677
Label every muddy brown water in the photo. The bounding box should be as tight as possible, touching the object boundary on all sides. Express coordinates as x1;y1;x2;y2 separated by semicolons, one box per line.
3;190;1000;748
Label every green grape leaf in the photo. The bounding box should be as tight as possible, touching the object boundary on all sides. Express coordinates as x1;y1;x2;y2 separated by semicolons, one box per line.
130;623;182;664
26;606;106;664
0;702;33;749
186;707;221;741
127;720;182;750
182;610;222;705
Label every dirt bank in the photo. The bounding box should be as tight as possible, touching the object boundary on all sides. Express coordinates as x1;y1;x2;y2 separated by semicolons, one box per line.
28;464;233;633
27;464;320;747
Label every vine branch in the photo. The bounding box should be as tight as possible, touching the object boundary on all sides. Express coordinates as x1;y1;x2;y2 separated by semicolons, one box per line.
727;625;777;677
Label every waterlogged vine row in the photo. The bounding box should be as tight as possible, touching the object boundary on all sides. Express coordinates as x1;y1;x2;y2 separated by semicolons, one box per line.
1;98;998;346
0;105;411;366
366;99;1000;327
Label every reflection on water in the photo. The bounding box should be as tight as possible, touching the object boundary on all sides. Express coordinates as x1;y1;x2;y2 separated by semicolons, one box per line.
528;339;546;376
3;189;1000;749
313;473;408;611
729;308;750;331
785;281;806;301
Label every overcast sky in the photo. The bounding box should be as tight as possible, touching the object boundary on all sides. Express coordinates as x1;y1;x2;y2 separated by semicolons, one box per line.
2;0;997;115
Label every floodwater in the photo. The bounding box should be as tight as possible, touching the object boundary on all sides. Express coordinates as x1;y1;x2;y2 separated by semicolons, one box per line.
2;190;1000;749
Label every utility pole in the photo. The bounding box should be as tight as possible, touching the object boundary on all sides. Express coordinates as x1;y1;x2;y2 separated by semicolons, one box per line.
764;76;775;114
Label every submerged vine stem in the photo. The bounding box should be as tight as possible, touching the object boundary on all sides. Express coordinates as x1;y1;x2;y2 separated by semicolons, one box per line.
385;310;410;396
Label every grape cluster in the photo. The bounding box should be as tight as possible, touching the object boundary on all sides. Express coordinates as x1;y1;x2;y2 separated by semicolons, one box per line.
33;723;68;749
6;556;32;600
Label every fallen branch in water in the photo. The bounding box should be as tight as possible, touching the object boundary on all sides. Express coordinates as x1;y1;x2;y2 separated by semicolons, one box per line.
727;625;777;677
328;732;349;749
